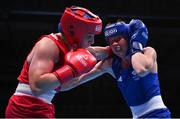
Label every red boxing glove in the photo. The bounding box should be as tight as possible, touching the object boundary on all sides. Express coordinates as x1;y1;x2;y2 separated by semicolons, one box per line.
53;48;97;84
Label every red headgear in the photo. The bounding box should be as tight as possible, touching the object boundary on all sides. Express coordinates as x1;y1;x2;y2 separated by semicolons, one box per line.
60;6;102;47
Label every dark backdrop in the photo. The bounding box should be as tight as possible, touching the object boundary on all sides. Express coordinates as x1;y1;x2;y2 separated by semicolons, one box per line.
0;0;180;117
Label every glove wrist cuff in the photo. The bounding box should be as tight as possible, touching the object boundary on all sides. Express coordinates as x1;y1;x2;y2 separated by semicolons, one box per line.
131;41;144;55
53;65;75;85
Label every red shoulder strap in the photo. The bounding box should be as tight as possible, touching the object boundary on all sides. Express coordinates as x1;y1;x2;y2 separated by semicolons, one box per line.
47;34;70;54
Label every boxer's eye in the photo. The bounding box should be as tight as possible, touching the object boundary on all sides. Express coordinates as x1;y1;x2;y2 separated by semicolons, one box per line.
109;37;122;45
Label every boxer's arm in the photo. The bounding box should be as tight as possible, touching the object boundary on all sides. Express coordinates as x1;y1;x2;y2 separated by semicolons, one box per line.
131;46;157;77
60;58;114;91
87;46;112;60
29;38;60;95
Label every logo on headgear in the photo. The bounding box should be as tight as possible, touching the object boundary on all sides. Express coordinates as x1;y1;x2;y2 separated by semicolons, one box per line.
105;28;117;37
95;25;101;32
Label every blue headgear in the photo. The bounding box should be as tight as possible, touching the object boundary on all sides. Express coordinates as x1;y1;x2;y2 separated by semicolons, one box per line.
104;22;131;56
104;22;130;42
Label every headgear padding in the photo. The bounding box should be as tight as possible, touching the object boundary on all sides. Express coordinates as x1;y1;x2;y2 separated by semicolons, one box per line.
60;6;102;46
104;22;130;43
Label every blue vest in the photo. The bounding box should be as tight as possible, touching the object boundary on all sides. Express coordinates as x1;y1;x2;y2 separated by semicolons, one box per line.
112;56;161;106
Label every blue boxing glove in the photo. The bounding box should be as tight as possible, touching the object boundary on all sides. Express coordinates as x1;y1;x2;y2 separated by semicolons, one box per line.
129;19;148;55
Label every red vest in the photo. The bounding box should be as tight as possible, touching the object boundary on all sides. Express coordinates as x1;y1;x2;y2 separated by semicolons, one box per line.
17;34;70;84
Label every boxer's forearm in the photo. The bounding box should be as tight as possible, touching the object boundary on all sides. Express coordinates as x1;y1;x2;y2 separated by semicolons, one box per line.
87;46;112;60
60;60;108;91
131;47;157;77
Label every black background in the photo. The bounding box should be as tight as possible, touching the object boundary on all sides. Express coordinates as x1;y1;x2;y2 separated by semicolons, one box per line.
0;0;180;117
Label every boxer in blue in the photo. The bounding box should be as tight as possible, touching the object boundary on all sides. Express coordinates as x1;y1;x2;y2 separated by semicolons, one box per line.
65;19;171;118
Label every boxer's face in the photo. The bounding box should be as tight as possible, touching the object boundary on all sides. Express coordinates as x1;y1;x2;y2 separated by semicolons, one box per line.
109;36;128;58
79;33;95;48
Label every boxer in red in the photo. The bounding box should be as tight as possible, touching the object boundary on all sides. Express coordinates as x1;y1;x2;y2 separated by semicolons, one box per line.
5;6;110;118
